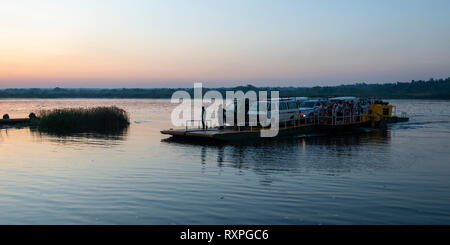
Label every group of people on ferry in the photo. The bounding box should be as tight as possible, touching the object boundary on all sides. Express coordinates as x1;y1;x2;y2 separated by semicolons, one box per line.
310;99;365;124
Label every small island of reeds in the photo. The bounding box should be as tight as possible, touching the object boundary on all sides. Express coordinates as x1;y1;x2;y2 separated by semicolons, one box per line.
37;106;130;134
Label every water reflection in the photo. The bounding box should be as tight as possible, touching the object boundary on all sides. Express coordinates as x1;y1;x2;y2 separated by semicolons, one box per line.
26;127;129;147
162;130;393;178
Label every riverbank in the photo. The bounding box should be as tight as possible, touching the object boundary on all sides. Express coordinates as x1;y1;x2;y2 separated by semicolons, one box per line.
0;78;449;99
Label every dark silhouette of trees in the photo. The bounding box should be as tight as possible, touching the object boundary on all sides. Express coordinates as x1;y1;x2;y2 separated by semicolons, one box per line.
0;77;449;99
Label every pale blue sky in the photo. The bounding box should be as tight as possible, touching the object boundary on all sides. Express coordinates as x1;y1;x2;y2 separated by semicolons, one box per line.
0;0;449;87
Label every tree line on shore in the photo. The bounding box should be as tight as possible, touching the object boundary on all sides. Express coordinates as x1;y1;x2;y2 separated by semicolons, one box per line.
1;77;449;99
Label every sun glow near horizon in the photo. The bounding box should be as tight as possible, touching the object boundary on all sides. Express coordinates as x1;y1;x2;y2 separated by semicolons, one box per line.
1;0;450;88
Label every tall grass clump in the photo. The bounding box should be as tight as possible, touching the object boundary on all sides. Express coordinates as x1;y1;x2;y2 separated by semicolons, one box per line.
38;106;129;134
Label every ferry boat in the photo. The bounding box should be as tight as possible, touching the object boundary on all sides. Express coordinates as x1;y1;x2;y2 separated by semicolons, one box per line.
161;98;409;142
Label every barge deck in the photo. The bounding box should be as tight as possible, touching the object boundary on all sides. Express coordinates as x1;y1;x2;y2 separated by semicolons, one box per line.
161;115;409;142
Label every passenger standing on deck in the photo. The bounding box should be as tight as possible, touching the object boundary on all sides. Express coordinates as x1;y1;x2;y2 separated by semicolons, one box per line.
201;106;206;130
352;101;358;122
233;99;238;129
218;104;224;129
331;101;337;124
356;102;362;122
344;102;350;123
327;101;334;124
336;101;342;124
318;103;325;123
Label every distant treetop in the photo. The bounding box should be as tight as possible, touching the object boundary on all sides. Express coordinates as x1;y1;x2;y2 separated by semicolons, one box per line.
0;77;449;99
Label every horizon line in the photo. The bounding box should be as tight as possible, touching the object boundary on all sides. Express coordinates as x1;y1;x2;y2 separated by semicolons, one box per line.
0;77;448;90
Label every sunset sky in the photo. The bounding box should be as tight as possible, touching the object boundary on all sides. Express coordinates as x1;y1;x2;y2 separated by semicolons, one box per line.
1;0;449;88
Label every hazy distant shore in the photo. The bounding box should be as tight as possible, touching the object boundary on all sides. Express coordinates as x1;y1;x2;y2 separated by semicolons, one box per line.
1;78;449;99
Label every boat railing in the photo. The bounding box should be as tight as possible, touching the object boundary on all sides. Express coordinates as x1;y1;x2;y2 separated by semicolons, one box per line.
264;109;369;130
185;109;368;132
300;109;368;126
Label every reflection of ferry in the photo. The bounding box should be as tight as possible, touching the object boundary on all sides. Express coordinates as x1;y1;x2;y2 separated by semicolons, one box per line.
161;98;409;142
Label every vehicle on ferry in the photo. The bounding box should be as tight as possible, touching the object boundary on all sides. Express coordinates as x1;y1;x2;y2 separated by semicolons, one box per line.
298;99;329;118
293;97;309;107
247;97;308;126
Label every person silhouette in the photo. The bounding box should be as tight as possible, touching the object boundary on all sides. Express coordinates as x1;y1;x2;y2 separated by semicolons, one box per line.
201;106;206;130
218;104;224;129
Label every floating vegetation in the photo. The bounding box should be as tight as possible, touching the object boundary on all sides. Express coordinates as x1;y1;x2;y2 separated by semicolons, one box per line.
38;106;130;134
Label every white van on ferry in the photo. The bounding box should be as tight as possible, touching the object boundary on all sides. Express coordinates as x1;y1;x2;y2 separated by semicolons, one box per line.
248;97;308;125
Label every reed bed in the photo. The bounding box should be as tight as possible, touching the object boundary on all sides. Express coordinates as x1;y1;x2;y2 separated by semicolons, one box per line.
38;106;129;134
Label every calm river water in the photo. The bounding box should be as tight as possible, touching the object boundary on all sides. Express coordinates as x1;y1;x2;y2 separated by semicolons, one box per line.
0;99;449;224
